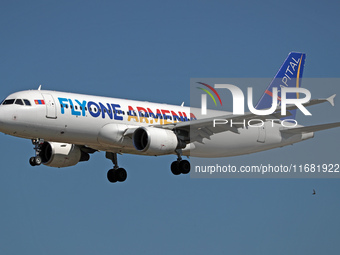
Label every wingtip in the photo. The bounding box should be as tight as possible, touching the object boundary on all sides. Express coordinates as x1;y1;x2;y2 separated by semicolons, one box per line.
327;94;336;106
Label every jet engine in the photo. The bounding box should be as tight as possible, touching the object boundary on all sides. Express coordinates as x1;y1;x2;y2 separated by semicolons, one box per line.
133;127;185;155
39;142;90;168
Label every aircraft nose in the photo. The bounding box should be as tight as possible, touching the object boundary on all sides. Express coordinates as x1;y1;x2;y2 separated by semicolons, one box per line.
0;106;3;123
0;107;4;125
0;106;12;134
0;106;7;129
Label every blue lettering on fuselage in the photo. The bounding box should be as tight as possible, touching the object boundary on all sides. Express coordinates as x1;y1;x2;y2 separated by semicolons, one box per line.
75;100;86;116
99;102;113;119
69;99;81;116
58;98;123;120
111;104;123;121
88;101;101;118
59;98;69;114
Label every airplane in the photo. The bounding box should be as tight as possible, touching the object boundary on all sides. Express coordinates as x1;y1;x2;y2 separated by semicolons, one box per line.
0;52;340;183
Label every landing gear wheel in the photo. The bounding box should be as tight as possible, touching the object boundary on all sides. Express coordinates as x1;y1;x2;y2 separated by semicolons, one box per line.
179;160;190;174
116;168;127;182
29;157;36;166
171;161;181;175
105;153;128;183
107;168;127;183
171;149;190;176
29;156;42;166
34;156;42;166
29;138;44;167
107;169;118;183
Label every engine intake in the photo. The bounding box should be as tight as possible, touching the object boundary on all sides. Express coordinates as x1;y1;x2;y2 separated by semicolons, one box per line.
133;127;185;155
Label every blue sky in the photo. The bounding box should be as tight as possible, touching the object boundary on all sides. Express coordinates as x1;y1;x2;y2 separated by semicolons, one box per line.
1;1;340;254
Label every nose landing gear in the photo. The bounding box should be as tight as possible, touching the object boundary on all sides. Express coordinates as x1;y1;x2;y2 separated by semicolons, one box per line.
29;138;44;166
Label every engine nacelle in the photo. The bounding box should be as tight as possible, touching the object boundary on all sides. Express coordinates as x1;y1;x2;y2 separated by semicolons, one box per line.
39;142;90;168
133;127;185;155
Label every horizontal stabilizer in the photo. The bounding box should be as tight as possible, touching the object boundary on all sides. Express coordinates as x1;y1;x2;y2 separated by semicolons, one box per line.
281;122;340;134
284;94;336;111
327;94;336;106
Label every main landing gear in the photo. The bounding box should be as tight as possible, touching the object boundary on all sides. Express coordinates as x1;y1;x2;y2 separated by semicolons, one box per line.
106;152;127;183
170;149;191;175
105;150;190;183
29;138;43;166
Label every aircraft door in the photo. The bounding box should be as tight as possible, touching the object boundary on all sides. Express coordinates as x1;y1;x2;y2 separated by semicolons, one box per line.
42;93;57;119
257;124;266;143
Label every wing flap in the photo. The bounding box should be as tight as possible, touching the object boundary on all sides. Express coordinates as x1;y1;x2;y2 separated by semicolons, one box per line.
281;122;340;134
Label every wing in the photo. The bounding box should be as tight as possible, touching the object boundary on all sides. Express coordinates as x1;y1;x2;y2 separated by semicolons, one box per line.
154;94;337;143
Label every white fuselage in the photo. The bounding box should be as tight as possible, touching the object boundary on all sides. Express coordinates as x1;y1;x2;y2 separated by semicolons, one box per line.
0;90;313;158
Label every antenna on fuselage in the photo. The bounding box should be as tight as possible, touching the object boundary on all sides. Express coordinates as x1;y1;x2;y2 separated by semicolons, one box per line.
38;85;42;90
181;102;184;107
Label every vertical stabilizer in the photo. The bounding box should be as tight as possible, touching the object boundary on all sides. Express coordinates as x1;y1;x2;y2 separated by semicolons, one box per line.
255;52;306;120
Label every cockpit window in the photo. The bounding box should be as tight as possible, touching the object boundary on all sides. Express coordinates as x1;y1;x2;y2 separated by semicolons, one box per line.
15;99;24;105
23;99;31;106
2;98;32;106
2;99;15;105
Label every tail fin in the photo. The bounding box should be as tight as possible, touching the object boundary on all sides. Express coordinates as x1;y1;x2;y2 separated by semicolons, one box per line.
255;52;306;120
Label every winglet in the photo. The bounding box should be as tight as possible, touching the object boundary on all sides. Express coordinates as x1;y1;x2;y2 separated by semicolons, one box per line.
327;94;336;106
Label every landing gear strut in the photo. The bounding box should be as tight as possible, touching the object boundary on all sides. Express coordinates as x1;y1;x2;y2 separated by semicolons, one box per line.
29;138;44;166
171;149;190;175
106;152;127;183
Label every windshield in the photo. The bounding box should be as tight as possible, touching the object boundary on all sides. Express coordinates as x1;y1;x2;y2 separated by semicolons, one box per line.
1;98;32;106
15;99;24;105
2;99;15;105
24;99;31;106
